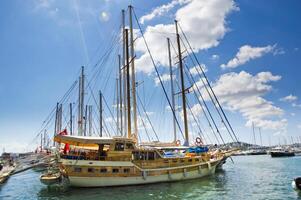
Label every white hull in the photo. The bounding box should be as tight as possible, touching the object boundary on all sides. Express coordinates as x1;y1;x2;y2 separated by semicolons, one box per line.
68;165;217;187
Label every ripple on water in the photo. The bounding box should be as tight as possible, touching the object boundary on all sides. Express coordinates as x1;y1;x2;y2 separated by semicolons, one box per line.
0;156;301;200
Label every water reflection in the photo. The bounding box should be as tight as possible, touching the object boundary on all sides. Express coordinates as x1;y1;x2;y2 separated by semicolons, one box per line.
1;156;301;200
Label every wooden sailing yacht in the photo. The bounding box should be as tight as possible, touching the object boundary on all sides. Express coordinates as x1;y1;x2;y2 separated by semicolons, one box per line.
52;6;236;187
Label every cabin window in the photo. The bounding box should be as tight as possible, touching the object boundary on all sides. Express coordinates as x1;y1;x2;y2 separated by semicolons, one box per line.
188;159;193;162
148;152;155;160
100;168;107;173
88;168;95;173
126;143;134;149
163;159;169;163
112;168;119;173
180;159;185;163
195;158;199;162
123;168;130;173
172;159;177;163
74;167;82;172
115;142;125;151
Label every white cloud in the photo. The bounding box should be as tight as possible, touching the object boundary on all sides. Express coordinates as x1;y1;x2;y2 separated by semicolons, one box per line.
298;124;301;129
220;45;275;69
135;0;238;74
190;77;207;93
154;73;174;86
273;47;285;55
202;71;286;131
211;54;219;60
139;0;190;24
292;103;301;108
189;64;208;76
280;94;298;102
99;11;110;22
187;104;203;121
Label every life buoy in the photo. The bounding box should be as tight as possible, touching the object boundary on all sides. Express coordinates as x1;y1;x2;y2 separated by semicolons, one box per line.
176;140;181;146
195;137;203;146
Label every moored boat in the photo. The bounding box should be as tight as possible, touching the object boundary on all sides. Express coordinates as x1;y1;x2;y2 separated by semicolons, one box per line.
270;147;295;157
43;4;239;188
40;172;61;185
292;177;301;191
55;135;224;187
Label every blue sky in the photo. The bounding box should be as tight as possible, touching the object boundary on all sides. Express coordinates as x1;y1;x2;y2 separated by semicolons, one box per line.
0;0;301;152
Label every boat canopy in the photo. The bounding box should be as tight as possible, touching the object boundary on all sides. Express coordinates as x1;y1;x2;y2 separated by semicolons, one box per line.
54;135;135;147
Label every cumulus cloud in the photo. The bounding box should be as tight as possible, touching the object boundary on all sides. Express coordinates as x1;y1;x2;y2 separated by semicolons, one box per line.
220;45;275;69
200;71;286;131
189;64;208;76
280;94;298;102
154;73;174;86
140;0;190;24
135;0;238;74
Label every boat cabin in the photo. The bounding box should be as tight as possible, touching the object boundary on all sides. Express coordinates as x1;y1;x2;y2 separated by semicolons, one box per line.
54;135;136;161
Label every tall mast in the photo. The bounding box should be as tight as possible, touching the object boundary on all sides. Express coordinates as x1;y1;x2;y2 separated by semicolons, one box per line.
88;105;92;136
69;103;73;135
116;78;120;135
40;132;43;151
58;104;62;132
99;91;103;137
78;66;85;136
175;20;189;146
53;102;59;146
84;105;88;136
167;37;177;142
43;129;47;149
125;29;132;138
252;122;256;145
118;54;123;136
122;9;127;137
259;127;263;146
129;5;138;140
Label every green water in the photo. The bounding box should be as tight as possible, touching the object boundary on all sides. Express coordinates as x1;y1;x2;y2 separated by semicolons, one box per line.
1;155;301;200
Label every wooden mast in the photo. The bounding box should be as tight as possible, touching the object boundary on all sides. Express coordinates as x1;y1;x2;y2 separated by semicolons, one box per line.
175;20;189;146
88;105;92;136
84;105;88;136
54;103;59;133
69;103;73;135
58;104;62;133
116;77;119;135
78;66;85;136
99;91;103;137
129;5;138;141
122;9;127;137
118;54;123;136
167;38;177;143
125;29;132;138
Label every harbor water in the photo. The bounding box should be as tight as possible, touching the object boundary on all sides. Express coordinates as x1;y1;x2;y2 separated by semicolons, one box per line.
0;155;301;200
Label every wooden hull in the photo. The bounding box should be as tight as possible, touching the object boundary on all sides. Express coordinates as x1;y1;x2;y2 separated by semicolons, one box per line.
60;158;222;187
68;165;217;187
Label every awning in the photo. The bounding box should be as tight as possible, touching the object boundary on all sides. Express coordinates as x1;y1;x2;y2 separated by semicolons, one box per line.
54;135;134;147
